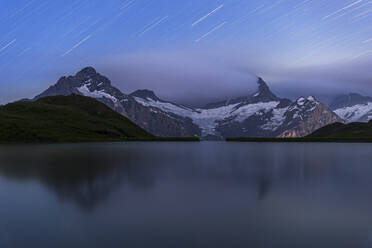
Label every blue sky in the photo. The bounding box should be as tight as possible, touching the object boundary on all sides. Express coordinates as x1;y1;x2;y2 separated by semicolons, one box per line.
1;0;372;104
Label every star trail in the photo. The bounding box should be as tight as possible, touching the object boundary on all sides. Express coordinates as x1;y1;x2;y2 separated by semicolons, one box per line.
0;0;372;104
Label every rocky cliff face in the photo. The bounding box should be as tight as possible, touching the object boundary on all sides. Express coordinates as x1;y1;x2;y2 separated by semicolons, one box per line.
278;97;344;138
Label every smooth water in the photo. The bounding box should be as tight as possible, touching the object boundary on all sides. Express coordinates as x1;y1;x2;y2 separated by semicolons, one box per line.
1;142;372;248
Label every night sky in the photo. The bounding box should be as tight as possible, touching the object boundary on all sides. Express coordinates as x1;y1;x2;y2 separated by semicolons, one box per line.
1;0;372;105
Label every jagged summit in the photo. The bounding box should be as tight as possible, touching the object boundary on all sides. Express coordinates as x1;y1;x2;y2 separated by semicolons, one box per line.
255;77;277;98
295;96;319;106
77;66;97;76
205;77;280;109
130;89;160;101
278;95;343;138
33;67;117;101
250;77;279;103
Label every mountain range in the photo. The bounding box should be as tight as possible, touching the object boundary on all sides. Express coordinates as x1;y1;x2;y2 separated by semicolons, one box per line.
31;66;372;139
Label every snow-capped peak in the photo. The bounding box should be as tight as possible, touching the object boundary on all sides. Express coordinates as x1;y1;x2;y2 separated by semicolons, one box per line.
297;97;306;105
76;66;97;76
77;83;118;102
307;96;317;102
295;96;319;106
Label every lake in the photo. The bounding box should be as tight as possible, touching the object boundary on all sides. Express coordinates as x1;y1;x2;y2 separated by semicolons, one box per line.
1;142;372;248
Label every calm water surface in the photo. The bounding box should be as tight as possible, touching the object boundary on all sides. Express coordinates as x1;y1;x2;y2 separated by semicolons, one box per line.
1;142;372;248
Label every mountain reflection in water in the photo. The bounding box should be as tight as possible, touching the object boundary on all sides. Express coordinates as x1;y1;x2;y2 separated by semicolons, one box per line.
1;142;372;248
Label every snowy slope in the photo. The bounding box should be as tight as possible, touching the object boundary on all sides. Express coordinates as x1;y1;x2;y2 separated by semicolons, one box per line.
330;93;372;122
260;107;288;131
133;96;197;117
334;103;372;122
78;82;119;103
133;94;282;136
194;101;280;135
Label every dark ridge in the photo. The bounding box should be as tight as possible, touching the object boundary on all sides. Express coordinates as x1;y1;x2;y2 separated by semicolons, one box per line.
130;89;160;101
76;66;97;76
307;121;372;139
226;137;372;143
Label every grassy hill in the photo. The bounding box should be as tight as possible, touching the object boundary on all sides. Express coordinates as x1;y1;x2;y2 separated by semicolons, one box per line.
308;121;372;140
0;95;153;143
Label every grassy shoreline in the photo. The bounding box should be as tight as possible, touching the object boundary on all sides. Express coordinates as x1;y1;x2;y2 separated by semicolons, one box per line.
226;137;372;143
125;137;200;142
0;137;200;145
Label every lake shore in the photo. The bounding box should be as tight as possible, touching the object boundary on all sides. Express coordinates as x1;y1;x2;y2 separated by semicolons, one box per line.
0;137;200;145
226;137;372;143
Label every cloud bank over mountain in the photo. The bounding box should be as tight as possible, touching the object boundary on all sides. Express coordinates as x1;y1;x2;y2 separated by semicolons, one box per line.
97;51;372;106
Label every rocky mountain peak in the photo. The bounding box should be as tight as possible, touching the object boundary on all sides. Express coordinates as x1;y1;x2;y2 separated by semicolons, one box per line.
253;77;278;101
203;77;283;109
76;66;97;77
294;96;319;106
284;96;322;125
279;96;344;138
34;66;117;101
130;89;160;101
72;67;114;90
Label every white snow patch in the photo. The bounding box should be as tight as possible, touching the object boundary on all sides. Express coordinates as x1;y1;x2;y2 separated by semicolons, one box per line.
261;107;288;131
187;101;279;135
134;96;280;136
191;104;241;135
307;96;315;101
233;101;279;122
133;97;196;117
297;97;305;105
77;83;118;102
334;102;372;122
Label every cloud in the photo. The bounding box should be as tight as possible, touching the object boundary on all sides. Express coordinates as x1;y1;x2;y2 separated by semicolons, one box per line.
261;57;372;103
95;49;372;106
99;50;259;106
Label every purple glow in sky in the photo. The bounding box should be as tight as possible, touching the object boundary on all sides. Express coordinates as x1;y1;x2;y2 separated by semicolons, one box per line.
0;0;372;104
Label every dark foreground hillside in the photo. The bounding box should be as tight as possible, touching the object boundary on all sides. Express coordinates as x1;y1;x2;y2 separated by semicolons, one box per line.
0;95;153;143
308;121;372;140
